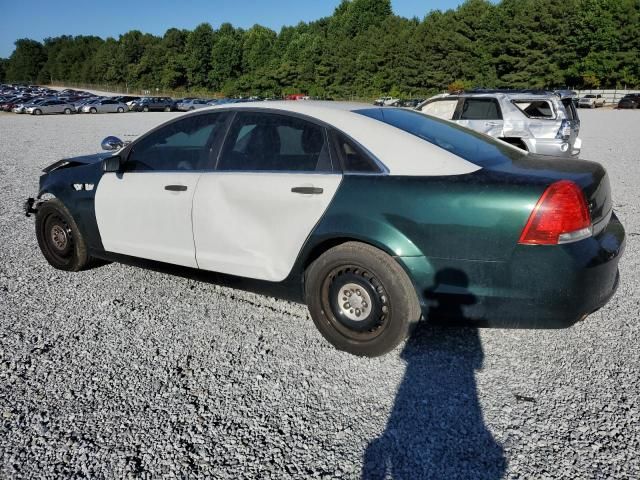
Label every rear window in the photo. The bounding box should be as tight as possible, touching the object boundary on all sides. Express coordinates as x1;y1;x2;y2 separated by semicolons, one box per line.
513;100;555;119
356;108;524;167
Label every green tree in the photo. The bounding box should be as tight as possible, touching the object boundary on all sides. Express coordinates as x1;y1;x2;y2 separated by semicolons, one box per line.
185;23;215;88
6;39;46;82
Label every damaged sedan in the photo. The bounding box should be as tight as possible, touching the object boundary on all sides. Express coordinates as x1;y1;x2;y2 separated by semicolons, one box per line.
26;102;625;356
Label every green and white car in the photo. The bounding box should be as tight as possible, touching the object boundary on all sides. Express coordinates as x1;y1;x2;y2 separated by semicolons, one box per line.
26;102;625;356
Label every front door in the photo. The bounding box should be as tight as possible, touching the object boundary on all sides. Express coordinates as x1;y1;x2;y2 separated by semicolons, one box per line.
95;112;229;267
193;111;342;282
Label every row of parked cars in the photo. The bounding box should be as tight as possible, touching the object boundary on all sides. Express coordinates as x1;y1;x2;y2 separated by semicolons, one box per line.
0;84;269;116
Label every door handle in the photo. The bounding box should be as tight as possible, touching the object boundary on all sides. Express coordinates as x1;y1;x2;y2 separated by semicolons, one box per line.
291;186;323;195
485;121;501;126
165;185;187;192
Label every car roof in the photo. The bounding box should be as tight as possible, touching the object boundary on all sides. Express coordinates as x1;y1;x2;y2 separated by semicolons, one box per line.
201;101;479;176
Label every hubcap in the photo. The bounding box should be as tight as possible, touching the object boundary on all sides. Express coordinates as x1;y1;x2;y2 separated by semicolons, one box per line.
338;282;372;321
50;224;68;250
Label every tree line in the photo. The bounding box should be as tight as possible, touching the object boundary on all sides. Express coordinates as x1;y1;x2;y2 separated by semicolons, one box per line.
1;0;639;98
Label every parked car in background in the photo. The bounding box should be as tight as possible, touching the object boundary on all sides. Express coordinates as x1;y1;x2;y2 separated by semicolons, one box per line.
1;96;32;112
13;98;47;114
81;98;128;114
416;89;581;157
131;97;175;112
26;99;74;115
373;96;401;106
73;97;100;113
26;102;624;357
397;98;424;108
113;96;140;106
176;98;210;111
578;94;605;108
617;94;640;109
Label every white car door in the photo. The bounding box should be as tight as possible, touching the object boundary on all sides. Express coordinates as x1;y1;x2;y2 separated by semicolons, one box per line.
193;111;342;282
95;112;229;267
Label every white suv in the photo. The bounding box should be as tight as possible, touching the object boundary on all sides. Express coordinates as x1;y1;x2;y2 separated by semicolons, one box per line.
416;90;581;157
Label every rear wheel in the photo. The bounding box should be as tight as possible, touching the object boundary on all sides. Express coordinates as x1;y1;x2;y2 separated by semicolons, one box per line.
90;107;97;114
305;242;421;357
64;108;71;114
33;109;42;115
117;107;124;113
164;106;171;112
143;106;149;112
35;199;92;271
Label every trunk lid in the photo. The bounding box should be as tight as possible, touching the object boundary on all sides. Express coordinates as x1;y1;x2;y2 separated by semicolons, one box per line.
488;154;612;227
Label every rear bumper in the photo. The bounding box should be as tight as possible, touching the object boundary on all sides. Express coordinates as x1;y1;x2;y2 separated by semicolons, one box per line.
524;137;581;157
402;212;625;328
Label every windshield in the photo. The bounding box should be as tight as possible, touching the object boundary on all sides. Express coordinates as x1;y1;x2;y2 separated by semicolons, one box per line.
355;108;525;167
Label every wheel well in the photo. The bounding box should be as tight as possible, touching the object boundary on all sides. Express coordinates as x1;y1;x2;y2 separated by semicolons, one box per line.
301;237;397;273
500;137;528;151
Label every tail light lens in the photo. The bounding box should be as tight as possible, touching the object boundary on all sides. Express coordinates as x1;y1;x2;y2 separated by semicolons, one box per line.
556;119;572;139
519;180;592;245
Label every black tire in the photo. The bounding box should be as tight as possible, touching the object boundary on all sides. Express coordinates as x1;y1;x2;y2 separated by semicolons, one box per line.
143;106;149;112
64;108;71;114
164;106;171;112
305;242;421;357
35;199;91;272
34;109;42;115
90;107;97;114
117;107;124;113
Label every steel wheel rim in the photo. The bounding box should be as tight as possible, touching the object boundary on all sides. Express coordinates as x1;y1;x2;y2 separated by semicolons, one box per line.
321;265;390;341
43;214;74;263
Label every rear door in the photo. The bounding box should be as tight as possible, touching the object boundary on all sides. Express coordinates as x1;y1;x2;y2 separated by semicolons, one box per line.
193;111;342;281
456;97;504;137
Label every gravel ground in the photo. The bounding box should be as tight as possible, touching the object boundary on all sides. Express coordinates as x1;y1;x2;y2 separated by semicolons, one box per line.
0;109;638;479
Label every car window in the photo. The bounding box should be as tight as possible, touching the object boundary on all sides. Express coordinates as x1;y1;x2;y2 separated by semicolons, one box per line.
419;99;458;120
127;113;228;172
561;99;577;121
217;112;332;172
460;98;502;120
356;107;525;167
332;132;380;173
513;100;555;119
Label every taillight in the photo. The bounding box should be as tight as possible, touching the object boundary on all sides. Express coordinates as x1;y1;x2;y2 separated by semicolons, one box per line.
556;119;572;140
518;180;592;245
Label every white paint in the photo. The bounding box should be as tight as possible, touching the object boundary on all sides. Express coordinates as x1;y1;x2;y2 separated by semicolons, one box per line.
95;172;201;267
202;101;481;176
193;172;342;281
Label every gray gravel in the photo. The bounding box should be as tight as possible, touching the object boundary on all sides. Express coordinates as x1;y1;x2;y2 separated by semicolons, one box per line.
0;109;639;479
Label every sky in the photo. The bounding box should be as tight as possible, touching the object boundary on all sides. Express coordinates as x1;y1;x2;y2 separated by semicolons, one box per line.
0;0;468;58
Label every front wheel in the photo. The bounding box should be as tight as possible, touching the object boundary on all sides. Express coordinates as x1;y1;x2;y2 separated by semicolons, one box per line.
90;107;97;114
64;108;71;114
305;242;421;357
33;109;42;115
164;106;171;112
143;106;149;112
35;199;91;271
117;107;124;113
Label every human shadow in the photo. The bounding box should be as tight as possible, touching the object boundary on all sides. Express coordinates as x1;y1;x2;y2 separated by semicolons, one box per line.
361;269;506;479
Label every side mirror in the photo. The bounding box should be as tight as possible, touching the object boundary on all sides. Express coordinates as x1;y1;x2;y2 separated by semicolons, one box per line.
101;136;124;151
103;155;122;173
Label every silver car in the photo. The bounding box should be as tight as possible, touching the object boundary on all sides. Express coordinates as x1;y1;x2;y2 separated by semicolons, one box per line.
416;90;581;157
578;94;605;108
81;99;128;114
175;98;210;111
13;98;47;114
26;100;75;115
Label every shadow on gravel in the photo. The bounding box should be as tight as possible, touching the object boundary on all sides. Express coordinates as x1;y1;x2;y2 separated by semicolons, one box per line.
362;269;506;479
